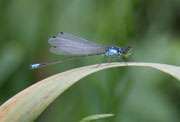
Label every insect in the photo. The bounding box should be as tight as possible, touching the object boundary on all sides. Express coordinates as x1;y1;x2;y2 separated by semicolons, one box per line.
30;32;132;69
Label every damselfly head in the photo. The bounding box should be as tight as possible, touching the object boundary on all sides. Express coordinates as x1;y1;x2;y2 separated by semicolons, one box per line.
119;46;132;57
125;46;131;52
124;46;132;57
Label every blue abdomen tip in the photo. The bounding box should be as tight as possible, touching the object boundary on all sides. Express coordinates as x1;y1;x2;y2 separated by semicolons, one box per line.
30;64;40;69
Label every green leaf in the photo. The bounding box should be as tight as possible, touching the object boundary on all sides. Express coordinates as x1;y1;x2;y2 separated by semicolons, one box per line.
79;113;114;122
0;62;180;122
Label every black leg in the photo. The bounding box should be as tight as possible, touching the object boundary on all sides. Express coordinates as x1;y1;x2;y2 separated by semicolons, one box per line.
95;57;108;68
117;56;129;66
117;55;124;62
105;56;113;66
127;57;136;62
108;56;112;63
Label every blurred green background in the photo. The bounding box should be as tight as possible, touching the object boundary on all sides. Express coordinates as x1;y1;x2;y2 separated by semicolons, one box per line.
0;0;180;122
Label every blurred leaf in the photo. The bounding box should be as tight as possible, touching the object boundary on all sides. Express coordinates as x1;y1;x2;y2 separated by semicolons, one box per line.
78;113;114;122
0;41;24;86
0;62;179;122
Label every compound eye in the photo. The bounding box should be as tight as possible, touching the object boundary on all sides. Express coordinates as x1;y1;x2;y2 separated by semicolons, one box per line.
126;46;131;51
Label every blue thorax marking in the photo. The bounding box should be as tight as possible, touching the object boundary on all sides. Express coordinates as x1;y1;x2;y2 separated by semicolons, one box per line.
104;46;120;55
109;48;118;54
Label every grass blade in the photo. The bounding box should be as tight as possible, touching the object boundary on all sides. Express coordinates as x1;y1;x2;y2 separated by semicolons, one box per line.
0;62;179;122
79;113;114;122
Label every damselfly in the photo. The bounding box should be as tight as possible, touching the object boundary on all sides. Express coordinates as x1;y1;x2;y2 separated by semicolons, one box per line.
30;32;132;69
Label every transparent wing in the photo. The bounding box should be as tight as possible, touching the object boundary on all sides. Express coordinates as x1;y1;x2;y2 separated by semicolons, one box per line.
48;32;107;56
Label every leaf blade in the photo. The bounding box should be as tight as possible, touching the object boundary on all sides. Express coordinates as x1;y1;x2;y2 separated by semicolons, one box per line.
79;113;114;122
0;62;179;122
